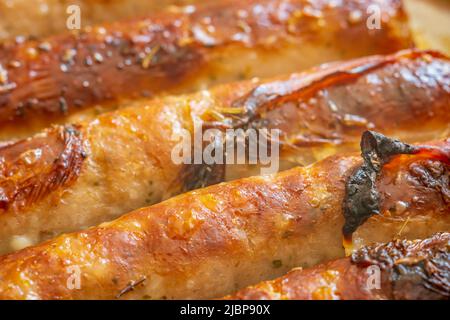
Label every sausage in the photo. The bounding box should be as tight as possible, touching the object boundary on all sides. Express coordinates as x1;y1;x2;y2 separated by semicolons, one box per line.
0;136;448;299
0;0;198;40
0;49;448;255
0;0;414;138
223;232;450;300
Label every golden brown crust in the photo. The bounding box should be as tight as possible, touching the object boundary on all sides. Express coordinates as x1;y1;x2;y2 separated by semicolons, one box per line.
0;0;199;40
0;138;447;300
0;125;86;213
0;0;413;132
0;49;447;255
224;233;450;300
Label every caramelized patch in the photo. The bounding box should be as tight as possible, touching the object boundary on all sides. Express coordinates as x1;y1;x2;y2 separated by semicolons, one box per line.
228;50;448;128
379;157;450;219
352;233;450;299
0;125;86;212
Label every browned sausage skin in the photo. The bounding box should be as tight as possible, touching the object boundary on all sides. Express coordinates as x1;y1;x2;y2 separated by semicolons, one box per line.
224;233;450;300
223;49;450;178
0;125;86;212
0;135;448;299
0;0;200;40
0;0;413;138
0;49;447;255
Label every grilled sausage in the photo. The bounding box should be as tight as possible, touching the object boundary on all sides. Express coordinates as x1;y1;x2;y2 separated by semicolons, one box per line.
0;0;198;40
0;49;448;255
0;135;448;299
223;232;450;300
0;0;414;139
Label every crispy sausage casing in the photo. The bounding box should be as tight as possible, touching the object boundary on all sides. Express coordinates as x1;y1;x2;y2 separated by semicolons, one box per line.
224;233;450;300
0;0;198;40
0;49;448;255
0;0;413;137
0;138;448;299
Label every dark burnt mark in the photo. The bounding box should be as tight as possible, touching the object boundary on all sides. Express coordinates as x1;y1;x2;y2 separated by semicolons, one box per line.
0;125;86;213
343;132;416;239
352;233;450;299
116;277;146;299
343;131;450;240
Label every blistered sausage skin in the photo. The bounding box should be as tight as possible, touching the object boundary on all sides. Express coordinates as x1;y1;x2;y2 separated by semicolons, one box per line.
0;0;198;40
0;0;414;139
0;49;448;255
0;137;448;300
224;233;450;300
